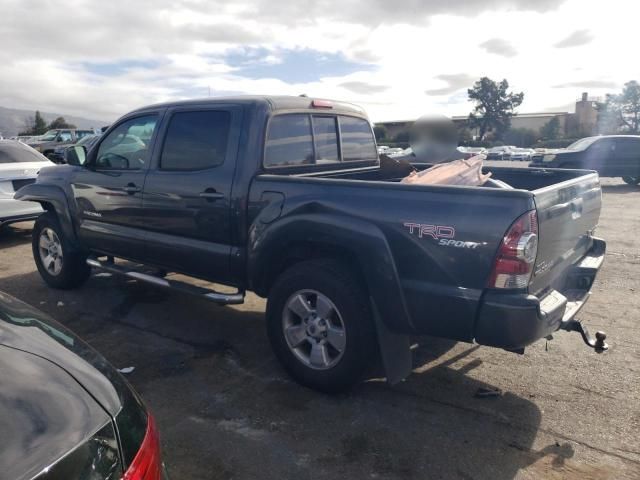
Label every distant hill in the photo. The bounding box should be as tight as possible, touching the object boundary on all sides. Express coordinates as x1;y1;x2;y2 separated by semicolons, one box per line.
0;106;108;137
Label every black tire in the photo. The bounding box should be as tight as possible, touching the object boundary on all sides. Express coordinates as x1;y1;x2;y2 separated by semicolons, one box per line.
32;211;90;289
266;259;377;393
622;176;640;185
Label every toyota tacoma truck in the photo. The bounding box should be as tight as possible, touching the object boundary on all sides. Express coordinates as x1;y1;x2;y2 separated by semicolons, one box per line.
16;96;607;393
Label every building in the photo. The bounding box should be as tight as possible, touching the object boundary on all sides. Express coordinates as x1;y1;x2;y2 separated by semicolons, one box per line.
377;92;599;141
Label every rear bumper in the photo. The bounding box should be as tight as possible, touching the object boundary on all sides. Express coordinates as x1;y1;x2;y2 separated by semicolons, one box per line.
474;237;606;349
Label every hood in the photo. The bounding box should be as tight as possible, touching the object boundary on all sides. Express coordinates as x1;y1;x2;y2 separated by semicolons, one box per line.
0;346;111;480
0;291;127;416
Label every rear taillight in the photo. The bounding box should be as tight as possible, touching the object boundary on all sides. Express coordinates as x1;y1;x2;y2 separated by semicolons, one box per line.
122;413;161;480
487;210;539;289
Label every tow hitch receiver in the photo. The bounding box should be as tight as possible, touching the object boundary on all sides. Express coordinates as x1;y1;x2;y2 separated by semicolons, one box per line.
560;320;608;353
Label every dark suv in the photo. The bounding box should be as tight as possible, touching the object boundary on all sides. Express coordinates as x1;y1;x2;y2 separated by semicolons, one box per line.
530;135;640;184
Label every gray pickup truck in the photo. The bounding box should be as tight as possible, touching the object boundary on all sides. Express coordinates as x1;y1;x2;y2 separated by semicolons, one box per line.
16;96;607;392
28;129;96;162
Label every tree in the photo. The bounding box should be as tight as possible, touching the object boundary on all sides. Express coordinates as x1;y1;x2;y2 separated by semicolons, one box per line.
20;110;48;136
504;128;538;148
48;116;76;129
373;125;388;141
467;77;524;141
600;80;640;134
540;116;561;140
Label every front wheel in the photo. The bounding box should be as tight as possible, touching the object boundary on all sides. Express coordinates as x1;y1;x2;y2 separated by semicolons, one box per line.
622;176;640;185
266;259;376;393
32;212;90;289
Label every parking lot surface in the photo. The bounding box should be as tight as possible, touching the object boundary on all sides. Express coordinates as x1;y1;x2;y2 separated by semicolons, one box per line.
1;173;638;479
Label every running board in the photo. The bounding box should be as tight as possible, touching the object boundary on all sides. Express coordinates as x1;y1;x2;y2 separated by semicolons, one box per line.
86;257;245;305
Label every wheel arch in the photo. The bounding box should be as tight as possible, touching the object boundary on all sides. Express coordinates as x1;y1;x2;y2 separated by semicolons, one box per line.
15;184;79;248
248;213;414;334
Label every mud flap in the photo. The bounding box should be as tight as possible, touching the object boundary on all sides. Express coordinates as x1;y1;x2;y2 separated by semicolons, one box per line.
371;299;412;384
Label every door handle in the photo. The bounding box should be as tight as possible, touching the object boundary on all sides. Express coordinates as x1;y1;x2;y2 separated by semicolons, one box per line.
199;190;224;201
123;183;141;194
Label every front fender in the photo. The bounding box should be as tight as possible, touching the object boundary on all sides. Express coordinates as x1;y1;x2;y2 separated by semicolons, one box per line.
14;184;79;247
248;213;414;333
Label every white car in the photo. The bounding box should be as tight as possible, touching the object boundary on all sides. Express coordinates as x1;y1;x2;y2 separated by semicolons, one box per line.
0;140;53;227
457;146;487;158
509;148;535;161
385;147;405;157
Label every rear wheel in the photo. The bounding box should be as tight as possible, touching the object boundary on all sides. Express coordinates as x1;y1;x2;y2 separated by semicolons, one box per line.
266;259;376;393
32;212;90;289
622;176;640;185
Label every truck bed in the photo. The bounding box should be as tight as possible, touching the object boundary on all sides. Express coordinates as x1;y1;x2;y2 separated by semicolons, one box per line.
252;164;601;344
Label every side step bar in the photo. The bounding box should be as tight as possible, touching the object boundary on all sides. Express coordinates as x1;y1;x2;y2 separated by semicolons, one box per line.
86;257;245;305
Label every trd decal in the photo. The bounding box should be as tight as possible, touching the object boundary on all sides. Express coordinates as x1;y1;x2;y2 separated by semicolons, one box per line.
404;222;481;249
438;239;481;249
403;223;455;240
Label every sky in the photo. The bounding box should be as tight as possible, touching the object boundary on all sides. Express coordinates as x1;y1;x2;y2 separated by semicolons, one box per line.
0;0;638;123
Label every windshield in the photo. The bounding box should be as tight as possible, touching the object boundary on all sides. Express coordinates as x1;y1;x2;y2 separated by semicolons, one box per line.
38;130;59;141
567;137;599;150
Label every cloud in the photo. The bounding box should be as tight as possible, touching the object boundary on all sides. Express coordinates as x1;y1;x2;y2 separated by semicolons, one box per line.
340;81;389;94
554;29;594;48
553;80;619;89
228;0;562;26
0;0;635;124
426;74;477;95
479;38;518;57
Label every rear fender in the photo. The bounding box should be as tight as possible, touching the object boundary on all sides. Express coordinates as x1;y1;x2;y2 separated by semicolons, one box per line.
14;184;79;247
248;213;413;333
249;213;414;383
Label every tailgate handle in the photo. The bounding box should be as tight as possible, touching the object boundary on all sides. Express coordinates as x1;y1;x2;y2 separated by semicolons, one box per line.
570;198;583;220
547;198;584;219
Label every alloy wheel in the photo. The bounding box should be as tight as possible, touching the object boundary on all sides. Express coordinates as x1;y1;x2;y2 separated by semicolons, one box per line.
38;228;64;276
282;289;346;370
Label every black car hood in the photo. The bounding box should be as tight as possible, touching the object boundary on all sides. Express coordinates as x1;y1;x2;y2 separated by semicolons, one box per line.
0;345;110;480
0;292;128;416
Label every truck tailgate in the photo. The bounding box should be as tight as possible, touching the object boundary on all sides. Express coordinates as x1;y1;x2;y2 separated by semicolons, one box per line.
529;171;602;296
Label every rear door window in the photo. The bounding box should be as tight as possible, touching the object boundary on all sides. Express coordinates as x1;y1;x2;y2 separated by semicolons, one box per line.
615;137;640;156
312;116;339;164
265;114;314;167
339;116;376;161
160;110;231;170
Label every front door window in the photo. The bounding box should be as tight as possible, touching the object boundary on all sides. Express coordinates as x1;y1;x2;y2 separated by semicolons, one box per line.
95;115;157;170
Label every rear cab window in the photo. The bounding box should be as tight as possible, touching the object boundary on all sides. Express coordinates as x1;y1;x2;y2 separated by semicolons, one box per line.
264;113;376;168
339;116;377;161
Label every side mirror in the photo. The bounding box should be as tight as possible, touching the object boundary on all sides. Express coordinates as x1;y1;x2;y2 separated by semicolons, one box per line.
64;145;88;166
